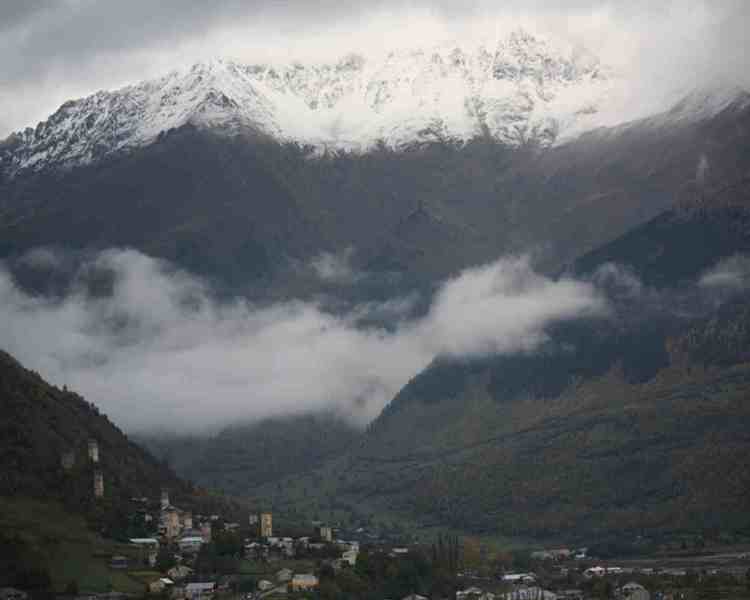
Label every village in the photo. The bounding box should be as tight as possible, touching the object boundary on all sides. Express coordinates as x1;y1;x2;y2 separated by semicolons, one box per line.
24;496;750;600
3;439;749;600
119;491;365;599
4;501;750;600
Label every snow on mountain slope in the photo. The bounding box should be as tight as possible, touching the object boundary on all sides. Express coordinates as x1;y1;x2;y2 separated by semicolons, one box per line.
0;29;745;179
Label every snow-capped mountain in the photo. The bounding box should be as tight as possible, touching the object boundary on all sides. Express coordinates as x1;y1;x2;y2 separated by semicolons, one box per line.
1;29;746;179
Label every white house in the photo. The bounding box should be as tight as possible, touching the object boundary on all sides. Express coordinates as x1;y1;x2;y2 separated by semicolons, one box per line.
618;582;649;600
342;549;359;566
457;586;488;599
185;582;215;600
178;536;204;553
276;568;294;583
502;573;537;584
499;587;556;600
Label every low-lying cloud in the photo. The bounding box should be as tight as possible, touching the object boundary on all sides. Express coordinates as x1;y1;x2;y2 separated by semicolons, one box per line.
699;254;750;290
310;248;361;284
423;259;606;356
590;258;750;319
0;249;605;432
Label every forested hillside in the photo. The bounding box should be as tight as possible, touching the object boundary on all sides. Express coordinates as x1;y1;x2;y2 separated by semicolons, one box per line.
0;350;187;500
140;413;360;495
0;349;247;590
0;350;241;527
246;198;750;543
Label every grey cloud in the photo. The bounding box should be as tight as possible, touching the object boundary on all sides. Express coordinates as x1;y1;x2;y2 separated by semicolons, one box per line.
0;249;605;433
590;263;644;299
351;295;420;323
0;1;50;33
420;257;607;357
17;247;65;270
590;256;750;322
310;248;361;284
699;255;750;290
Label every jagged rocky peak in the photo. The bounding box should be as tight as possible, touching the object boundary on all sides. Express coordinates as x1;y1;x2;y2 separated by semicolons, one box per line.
0;28;743;179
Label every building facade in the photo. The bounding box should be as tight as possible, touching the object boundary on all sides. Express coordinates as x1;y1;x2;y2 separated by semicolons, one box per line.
260;513;273;538
163;508;181;540
88;439;99;463
94;470;104;498
317;525;333;542
290;574;318;592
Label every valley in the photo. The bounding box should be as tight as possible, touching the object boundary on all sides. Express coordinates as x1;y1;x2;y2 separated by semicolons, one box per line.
2;8;750;598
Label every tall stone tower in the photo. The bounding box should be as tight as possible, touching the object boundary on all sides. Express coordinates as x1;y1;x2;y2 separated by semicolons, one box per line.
160;488;170;510
88;439;99;463
260;512;273;538
317;525;333;542
94;470;104;498
163;508;181;540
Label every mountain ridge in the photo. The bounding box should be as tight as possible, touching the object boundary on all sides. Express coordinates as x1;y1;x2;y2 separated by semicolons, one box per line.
5;29;734;179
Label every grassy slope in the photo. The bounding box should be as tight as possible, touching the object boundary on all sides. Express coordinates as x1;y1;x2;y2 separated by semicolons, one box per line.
0;497;155;593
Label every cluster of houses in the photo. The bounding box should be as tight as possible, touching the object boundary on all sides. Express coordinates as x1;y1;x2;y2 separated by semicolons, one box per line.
122;488;220;569
255;569;320;595
457;585;557;600
244;527;359;568
453;581;651;600
581;565;696;580
452;556;741;600
113;505;359;597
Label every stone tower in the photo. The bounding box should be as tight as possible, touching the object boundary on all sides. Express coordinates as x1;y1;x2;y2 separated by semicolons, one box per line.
163;508;181;540
260;512;273;538
160;488;170;510
88;439;99;463
317;525;333;542
94;470;104;498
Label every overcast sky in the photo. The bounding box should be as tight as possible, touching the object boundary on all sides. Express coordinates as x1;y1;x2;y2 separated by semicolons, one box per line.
1;0;749;138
